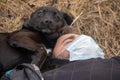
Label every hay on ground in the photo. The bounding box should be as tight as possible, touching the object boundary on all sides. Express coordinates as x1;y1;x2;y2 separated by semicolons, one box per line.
0;0;120;58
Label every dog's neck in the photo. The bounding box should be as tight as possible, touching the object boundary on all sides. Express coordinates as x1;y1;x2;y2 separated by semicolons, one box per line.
39;32;58;49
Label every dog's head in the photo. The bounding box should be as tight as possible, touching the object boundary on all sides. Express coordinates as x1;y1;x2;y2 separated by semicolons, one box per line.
24;6;73;39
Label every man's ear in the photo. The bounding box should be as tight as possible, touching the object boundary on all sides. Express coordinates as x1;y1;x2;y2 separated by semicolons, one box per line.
63;12;73;25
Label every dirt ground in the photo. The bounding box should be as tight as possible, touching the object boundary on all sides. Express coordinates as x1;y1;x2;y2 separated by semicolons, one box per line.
0;0;120;58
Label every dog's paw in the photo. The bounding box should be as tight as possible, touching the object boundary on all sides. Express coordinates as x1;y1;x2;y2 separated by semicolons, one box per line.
8;38;20;47
10;42;18;47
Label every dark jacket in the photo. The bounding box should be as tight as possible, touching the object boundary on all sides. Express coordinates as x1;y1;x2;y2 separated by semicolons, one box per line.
43;57;120;80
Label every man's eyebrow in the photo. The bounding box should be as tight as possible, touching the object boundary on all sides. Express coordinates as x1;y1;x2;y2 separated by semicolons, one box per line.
62;35;75;43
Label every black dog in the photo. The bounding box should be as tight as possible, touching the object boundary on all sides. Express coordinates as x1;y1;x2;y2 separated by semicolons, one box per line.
0;6;73;77
24;6;73;48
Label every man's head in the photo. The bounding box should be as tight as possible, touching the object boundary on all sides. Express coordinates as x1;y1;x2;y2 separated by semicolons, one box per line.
53;34;105;61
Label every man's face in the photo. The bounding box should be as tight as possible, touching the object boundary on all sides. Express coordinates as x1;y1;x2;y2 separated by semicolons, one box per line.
53;34;79;60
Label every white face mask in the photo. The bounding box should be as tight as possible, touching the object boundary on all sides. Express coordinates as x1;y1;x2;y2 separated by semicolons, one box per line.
65;35;105;61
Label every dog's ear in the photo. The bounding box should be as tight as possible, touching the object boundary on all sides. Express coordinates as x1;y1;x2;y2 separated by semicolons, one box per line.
63;13;73;25
23;12;35;28
23;19;30;27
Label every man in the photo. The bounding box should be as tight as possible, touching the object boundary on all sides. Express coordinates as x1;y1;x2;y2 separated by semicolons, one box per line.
42;34;120;80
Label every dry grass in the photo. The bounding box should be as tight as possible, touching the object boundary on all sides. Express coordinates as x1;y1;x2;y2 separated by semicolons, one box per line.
0;0;120;58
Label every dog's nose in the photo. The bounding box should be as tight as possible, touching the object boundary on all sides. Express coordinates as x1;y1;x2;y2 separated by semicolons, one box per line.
44;19;52;24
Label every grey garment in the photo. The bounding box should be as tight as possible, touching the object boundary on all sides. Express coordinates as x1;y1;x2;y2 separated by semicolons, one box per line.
1;63;44;80
43;57;120;80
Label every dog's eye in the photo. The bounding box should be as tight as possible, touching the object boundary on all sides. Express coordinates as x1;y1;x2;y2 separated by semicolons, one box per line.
53;12;57;15
37;11;43;17
53;12;60;20
55;15;60;20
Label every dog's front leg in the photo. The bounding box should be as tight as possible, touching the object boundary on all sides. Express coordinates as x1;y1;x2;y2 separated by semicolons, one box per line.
8;34;47;68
